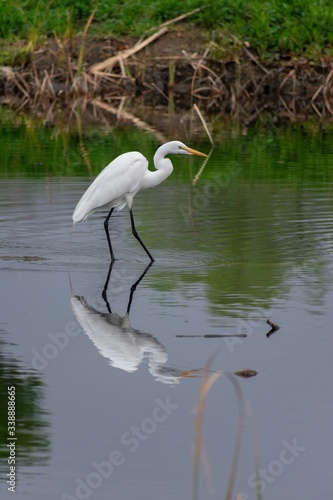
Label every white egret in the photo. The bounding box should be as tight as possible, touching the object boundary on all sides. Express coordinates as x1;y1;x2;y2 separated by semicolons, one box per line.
72;140;207;261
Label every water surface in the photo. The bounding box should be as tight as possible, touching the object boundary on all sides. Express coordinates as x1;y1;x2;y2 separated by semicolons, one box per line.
0;119;333;499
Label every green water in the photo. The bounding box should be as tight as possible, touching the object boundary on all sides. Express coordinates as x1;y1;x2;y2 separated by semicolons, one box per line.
0;113;333;499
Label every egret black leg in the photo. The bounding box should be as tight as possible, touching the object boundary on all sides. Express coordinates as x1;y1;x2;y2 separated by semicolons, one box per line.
129;208;155;262
102;260;114;312
104;208;115;262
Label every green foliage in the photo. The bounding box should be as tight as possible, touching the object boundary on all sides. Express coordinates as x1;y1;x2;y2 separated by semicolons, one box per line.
0;0;333;60
210;0;333;60
0;336;50;467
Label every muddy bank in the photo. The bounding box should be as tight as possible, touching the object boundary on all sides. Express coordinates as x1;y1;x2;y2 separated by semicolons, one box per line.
1;25;333;123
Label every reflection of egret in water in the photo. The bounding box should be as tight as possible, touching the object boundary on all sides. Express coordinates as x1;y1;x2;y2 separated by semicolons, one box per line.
70;263;200;384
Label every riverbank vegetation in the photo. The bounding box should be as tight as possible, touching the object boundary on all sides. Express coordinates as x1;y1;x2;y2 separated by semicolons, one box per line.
2;0;333;62
1;1;333;121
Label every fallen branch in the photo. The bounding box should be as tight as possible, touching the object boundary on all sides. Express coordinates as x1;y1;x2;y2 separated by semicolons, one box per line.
90;27;168;75
266;319;280;338
90;6;206;76
160;5;206;28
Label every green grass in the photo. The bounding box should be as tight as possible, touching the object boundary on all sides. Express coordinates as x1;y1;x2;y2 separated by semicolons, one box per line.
1;0;333;62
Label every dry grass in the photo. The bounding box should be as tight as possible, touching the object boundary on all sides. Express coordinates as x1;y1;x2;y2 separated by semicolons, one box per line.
2;9;333;122
192;352;261;500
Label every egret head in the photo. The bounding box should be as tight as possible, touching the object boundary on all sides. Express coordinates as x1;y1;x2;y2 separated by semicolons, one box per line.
163;141;207;157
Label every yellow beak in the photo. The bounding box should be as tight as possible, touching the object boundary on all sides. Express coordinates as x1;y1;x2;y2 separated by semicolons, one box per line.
183;146;208;157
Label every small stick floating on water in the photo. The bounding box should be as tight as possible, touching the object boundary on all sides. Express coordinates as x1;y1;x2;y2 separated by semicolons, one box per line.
234;369;257;378
176;334;247;338
266;319;280;338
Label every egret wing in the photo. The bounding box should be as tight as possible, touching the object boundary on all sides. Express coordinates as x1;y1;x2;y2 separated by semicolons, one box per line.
73;152;148;222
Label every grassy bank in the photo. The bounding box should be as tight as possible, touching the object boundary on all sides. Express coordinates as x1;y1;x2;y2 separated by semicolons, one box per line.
1;0;333;122
1;0;333;64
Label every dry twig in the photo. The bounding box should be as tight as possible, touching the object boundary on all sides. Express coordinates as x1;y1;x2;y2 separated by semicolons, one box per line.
159;6;206;28
193;104;213;144
90;27;168;75
324;68;333;115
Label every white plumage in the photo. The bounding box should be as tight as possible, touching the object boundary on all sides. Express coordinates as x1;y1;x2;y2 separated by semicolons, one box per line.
72;140;207;261
73;152;147;221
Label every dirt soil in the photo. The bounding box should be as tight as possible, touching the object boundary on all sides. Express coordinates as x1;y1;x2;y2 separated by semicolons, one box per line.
1;25;333;123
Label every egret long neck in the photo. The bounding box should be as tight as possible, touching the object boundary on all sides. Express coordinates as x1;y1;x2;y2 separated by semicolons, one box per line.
142;146;174;189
